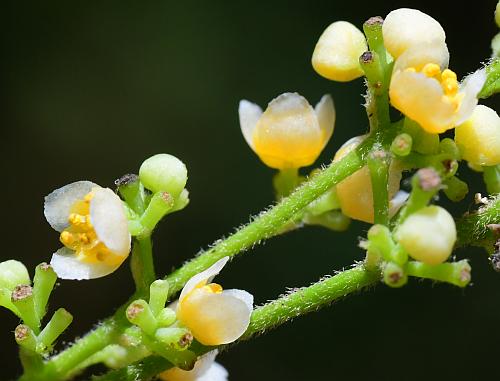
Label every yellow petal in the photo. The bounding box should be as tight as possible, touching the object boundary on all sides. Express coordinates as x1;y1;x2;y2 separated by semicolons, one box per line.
177;288;253;345
383;8;445;58
312;21;367;82
252;93;326;169
455;105;500;166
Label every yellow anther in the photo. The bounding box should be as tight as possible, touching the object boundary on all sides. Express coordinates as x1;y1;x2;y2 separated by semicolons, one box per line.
69;213;85;226
60;231;74;245
79;233;89;244
84;193;94;203
203;283;223;294
85;214;93;229
442;78;458;95
422;63;441;77
441;69;457;81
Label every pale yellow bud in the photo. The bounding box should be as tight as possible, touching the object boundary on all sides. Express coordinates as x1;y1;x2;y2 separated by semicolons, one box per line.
382;8;446;58
312;21;367;82
395;206;456;265
455;105;500;167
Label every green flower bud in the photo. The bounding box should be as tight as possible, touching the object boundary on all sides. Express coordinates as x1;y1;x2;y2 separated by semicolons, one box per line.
0;260;30;291
391;133;413;157
139;154;188;198
496;1;500;28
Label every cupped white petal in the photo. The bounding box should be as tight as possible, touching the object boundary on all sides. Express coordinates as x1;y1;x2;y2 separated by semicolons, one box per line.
455;69;487;125
393;41;449;73
160;351;227;381
220;289;254;312
90;187;131;256
178;288;252;345
179;257;229;302
389;190;409;217
314;94;336;145
50;247;124;280
44;181;98;232
238;100;262;149
383;8;446;58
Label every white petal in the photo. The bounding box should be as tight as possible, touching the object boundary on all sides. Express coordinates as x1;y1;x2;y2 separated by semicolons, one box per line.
50;247;123;280
455;68;487;125
238;100;262;149
90;187;131;256
44;181;98;232
198;362;228;381
178;288;252;345
393;41;449;73
383;8;446;58
179;257;229;302
389;190;409;217
222;289;254;312
314;94;335;145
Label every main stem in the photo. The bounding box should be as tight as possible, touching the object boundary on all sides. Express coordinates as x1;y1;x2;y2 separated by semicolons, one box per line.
93;265;381;381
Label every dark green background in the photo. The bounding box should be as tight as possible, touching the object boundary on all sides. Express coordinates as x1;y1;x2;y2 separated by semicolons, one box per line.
2;1;499;379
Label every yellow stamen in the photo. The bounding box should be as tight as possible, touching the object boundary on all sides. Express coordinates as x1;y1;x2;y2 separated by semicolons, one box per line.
443;78;458;95
441;69;457;81
203;283;223;294
422;63;441;77
84;193;94;203
60;231;74;245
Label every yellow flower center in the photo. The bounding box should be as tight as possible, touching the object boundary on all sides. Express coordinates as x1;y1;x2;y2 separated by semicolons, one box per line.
59;192;120;265
405;63;464;111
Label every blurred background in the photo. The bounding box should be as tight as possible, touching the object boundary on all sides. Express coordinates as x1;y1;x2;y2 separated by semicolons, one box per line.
2;0;499;379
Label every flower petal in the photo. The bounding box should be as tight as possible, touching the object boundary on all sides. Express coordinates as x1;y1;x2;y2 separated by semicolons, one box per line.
159;351;227;381
90;187;131;256
198;362;228;381
44;181;98;232
455;68;487;125
238;100;262;149
393;41;449;73
314;94;335;146
178;288;252;345
179;257;229;302
383;8;446;58
50;247;124;280
389;190;409;217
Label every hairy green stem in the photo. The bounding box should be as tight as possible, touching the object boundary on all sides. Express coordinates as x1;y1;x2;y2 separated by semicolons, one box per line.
92;265;381;381
367;150;390;225
131;237;156;295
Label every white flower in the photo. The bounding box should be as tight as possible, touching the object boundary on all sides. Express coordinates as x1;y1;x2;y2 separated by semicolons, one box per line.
382;8;445;58
160;350;228;381
239;92;335;169
44;181;131;280
395;205;456;265
311;21;367;82
176;257;253;346
389;41;486;133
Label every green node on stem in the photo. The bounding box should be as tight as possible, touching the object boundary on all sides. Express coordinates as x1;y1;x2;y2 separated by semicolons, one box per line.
11;285;40;334
157;308;177;327
383;262;408;288
143;335;196;371
37;308;73;353
140;191;175;233
149;280;170;316
367;150;390;225
155;327;193;351
126;299;158;336
406;260;471;288
15;324;37;351
33;263;57;321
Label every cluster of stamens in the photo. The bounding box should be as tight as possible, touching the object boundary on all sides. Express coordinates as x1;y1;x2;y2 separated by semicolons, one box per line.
405;63;463;110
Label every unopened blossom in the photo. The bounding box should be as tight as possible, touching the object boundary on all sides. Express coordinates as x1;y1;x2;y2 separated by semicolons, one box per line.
239;92;335;169
455;105;500;166
44;181;131;280
333;136;405;223
176;257;253;346
311;21;367;82
0;260;30;314
395;205;456;265
160;350;228;381
389;41;486;134
382;8;445;58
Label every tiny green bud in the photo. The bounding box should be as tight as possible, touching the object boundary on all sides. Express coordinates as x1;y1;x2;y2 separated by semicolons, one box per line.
126;299;158;336
139;154;188;197
149;280;170;316
155;327;193;351
0;260;30;290
37;308;73;353
406;260;471;288
391;133;413;157
169;188;190;214
156;308;177;327
115;174;146;214
383;262;407;288
439;138;460;159
33;262;57;320
443;176;469;202
12;285;40;333
119;326;144;347
402;118;439;155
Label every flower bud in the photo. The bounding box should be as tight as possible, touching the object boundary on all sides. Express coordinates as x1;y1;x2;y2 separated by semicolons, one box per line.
454;105;500;167
0;260;30;291
496;1;500;28
139;154;188;197
312;21;367;82
382;8;446;58
395;206;456;265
